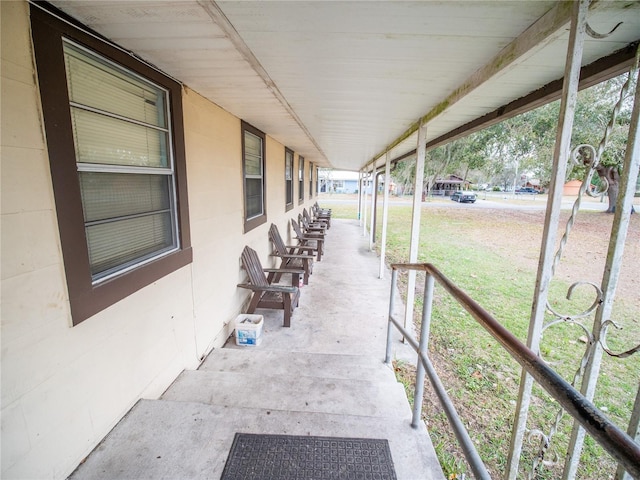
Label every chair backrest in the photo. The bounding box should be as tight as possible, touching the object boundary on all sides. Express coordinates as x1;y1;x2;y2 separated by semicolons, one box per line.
291;218;304;239
268;223;287;256
303;208;311;223
298;213;308;230
240;246;269;287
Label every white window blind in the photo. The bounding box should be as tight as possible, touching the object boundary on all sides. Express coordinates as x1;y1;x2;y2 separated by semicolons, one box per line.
244;130;264;219
285;149;293;206
63;40;178;282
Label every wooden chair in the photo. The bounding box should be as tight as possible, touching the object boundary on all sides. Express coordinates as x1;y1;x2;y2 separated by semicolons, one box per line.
299;212;327;236
268;223;314;285
312;203;331;228
291;218;324;261
314;201;332;217
303;207;330;230
238;245;302;327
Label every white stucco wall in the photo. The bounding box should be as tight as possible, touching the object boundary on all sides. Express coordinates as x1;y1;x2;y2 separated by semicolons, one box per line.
1;2;312;478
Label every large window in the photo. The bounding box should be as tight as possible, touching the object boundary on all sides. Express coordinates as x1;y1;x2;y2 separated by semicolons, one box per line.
242;121;267;231
285;148;294;211
31;4;192;325
298;155;305;203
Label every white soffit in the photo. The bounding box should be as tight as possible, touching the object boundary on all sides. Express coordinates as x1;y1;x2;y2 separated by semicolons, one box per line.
48;1;640;171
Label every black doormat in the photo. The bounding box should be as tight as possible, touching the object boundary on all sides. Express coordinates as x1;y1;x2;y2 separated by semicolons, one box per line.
221;433;397;480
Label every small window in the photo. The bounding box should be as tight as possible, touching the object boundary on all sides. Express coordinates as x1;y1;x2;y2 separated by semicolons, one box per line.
309;162;314;199
298;155;305;203
285;148;294;211
242;121;267;231
31;4;192;325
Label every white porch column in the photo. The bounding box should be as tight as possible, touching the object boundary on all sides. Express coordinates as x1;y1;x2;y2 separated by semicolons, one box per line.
506;1;589;477
379;153;391;278
570;61;640;480
405;121;427;331
362;170;369;236
369;168;376;250
358;171;364;225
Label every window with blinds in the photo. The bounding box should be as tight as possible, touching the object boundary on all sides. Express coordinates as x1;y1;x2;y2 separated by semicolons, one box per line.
63;40;178;282
244;130;263;219
298;156;305;202
285;148;294;209
242;122;266;232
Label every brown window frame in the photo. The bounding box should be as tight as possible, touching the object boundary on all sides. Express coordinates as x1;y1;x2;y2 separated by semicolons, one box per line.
298;155;305;204
30;4;192;325
285;147;294;211
242;121;267;232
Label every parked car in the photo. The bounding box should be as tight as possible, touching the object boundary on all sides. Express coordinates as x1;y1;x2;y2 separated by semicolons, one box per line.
515;187;539;194
450;191;477;203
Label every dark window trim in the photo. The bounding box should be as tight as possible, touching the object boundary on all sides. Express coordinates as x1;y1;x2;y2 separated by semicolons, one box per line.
30;4;192;325
309;162;314;199
298;155;305;204
242;121;267;232
285;147;294;212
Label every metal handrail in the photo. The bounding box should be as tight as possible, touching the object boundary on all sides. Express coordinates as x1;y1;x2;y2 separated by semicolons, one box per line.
385;262;640;479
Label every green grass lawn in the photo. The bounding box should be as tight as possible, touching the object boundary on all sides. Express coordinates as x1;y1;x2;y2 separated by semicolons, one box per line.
320;200;639;479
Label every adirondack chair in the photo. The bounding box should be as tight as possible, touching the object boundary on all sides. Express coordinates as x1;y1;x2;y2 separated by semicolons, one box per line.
291;218;324;261
303;207;329;230
299;213;327;236
238;245;302;327
312;203;331;228
268;223;314;285
314;202;331;216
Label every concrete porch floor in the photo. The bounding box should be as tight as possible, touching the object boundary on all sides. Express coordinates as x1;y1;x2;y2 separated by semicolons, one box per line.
69;218;445;480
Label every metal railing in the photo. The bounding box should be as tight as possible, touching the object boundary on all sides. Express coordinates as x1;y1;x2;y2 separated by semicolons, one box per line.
385;263;640;479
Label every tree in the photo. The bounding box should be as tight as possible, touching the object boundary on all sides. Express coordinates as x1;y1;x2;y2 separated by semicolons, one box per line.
389;71;637;206
570;73;636;212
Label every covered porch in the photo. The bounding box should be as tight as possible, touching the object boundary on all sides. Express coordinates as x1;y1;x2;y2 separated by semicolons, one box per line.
2;1;639;479
68;218;443;479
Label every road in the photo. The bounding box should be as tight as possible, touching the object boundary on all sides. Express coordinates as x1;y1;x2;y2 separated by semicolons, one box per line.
317;192;636;212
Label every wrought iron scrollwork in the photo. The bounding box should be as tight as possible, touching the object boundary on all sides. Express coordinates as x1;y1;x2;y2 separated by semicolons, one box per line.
524;43;640;480
585;21;623;40
600;320;640;359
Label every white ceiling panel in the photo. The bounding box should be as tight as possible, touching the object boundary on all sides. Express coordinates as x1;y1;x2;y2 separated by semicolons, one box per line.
49;0;640;171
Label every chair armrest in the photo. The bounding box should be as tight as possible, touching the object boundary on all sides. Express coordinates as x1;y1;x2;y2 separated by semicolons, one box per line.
237;283;298;294
270;253;314;260
285;244;316;252
263;267;305;275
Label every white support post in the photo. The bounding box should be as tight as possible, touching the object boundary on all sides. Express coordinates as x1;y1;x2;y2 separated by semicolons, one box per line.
369;168;376;250
405;121;427;332
506;1;589;477
358;172;364;225
379;153;391;279
362;171;369;236
566;62;640;480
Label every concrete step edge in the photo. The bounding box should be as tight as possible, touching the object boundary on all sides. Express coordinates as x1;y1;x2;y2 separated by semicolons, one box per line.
199;348;398;382
162;370;412;419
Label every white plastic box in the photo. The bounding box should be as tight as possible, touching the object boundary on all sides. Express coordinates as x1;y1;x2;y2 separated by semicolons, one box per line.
234;314;264;346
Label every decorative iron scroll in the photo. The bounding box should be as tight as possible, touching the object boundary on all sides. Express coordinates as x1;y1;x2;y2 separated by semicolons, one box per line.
524;44;640;478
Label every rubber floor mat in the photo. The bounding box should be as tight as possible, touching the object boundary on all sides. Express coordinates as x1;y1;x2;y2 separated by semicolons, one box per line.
220;433;397;479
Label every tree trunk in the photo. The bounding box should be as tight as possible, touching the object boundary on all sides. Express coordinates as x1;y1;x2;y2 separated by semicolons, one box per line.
596;165;619;213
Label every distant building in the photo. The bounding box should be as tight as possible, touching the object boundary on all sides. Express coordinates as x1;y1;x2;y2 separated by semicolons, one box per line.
429;175;470;195
564;179;583;195
319;170;361;194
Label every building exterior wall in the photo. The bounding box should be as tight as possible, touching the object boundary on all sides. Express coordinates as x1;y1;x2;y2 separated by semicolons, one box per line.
0;2;311;478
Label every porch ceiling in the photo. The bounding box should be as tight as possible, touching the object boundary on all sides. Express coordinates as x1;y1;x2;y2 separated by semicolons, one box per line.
47;1;640;171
